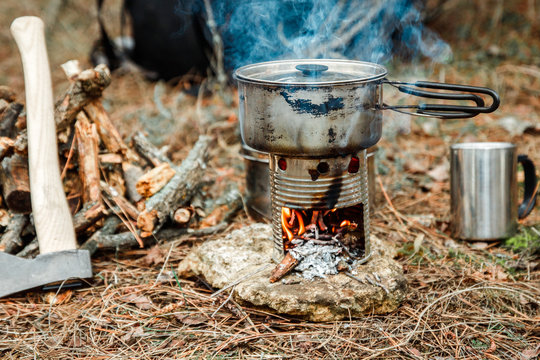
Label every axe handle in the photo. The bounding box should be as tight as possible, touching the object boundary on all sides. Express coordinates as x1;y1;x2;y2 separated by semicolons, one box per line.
10;17;77;254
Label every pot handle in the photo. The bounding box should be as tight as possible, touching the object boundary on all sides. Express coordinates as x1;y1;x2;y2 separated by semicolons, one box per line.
382;80;500;119
517;154;538;219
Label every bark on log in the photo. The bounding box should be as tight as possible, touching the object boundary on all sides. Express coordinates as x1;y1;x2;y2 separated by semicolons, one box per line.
0;102;23;138
72;201;107;234
136;135;212;235
75;112;101;204
136;162;176;198
80;216;122;256
0;153;31;213
132;131;171;167
122;162;144;203
200;185;243;228
0;213;29;254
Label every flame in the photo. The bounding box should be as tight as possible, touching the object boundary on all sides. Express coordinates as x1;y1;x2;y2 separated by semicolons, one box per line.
281;207;294;241
294;210;305;236
340;220;351;227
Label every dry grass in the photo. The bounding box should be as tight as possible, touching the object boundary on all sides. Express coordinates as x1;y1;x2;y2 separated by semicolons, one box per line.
1;0;539;359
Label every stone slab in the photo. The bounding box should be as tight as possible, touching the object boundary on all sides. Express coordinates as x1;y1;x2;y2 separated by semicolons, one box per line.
178;224;407;321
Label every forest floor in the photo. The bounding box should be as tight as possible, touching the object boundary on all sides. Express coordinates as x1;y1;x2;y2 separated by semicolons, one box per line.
0;0;539;359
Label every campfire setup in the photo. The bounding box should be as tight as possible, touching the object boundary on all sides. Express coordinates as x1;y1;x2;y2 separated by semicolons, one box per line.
234;59;500;284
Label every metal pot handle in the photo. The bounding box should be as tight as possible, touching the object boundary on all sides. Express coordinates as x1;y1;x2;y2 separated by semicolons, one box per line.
381;80;500;119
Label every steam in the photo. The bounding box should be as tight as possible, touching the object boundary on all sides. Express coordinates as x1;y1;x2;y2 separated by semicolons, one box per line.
210;0;452;68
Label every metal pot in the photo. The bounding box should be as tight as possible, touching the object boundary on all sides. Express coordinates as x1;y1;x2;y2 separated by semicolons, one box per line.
241;144;379;221
235;59;500;157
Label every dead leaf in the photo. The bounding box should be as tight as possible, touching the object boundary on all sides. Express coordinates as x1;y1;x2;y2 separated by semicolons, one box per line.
122;294;153;310
470;242;489;250
404;158;429;174
141;245;164;266
408;347;422;358
121;327;145;343
176;314;208;325
520;344;540;360
413;234;425;255
427;160;449;182
43;290;72;305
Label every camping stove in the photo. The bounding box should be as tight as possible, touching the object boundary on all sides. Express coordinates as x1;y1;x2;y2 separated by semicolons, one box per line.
234;58;499;272
270;152;370;262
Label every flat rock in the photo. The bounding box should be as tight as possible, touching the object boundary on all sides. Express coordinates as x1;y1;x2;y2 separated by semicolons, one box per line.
178;224;407;321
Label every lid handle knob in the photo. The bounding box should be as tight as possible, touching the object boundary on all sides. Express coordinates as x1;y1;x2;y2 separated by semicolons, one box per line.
296;64;329;77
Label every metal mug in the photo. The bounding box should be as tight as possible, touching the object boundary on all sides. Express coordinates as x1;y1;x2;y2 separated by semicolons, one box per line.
450;142;537;240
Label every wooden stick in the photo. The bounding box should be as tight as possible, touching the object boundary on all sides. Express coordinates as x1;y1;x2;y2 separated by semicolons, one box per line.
0;153;31;213
137;135;212;235
16;237;38;258
136;162;176;198
83;221;227;255
83;100;131;157
132;131;171;167
72;201;107;234
269;252;299;283
100;180;139;220
75;112;101;205
54;64;111;133
0;213;29;253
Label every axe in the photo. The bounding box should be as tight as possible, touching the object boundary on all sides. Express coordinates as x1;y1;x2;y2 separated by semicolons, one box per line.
0;17;92;298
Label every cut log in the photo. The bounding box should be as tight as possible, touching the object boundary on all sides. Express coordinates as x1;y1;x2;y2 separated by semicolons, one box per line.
136;135;212;235
0;102;23;138
173;207;193;225
122;162;144;203
99;153;123;164
72;201;107;234
136;162;176;198
132;131;171;167
0;153;31;213
0;208;10;227
0;213;29;254
0;137;15;161
269;252;299;283
75;112;101;204
55;64;111;133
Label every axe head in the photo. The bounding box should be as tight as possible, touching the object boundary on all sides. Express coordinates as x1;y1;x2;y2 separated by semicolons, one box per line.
0;250;92;298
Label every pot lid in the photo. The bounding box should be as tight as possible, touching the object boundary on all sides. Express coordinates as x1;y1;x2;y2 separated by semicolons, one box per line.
234;59;387;86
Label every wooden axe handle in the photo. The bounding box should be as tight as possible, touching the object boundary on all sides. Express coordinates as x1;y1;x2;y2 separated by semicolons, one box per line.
10;17;77;254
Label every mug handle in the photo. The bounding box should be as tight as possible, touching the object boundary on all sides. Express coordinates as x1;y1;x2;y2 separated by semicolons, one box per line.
517;154;538;219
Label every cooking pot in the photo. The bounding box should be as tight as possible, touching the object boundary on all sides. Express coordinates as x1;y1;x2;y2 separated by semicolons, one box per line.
235;59;500;157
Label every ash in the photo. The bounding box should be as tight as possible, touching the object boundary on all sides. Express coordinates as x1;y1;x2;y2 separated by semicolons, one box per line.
289;241;345;280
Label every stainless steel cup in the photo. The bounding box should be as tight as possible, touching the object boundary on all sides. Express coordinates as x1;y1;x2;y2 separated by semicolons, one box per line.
450;142;537;240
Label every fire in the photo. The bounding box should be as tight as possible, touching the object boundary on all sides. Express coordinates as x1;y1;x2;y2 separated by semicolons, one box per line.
281;205;364;255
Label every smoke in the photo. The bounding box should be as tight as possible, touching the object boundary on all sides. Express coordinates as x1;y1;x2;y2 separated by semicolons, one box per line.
210;0;452;69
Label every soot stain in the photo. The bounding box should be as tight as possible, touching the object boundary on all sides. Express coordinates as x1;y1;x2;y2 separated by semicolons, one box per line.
328;128;336;143
308;169;319;181
280;91;344;116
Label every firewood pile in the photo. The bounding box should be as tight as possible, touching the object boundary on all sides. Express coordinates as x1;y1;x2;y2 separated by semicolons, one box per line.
0;61;243;258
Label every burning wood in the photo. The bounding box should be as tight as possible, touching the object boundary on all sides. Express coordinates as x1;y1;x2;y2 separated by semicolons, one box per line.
269;252;299;283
